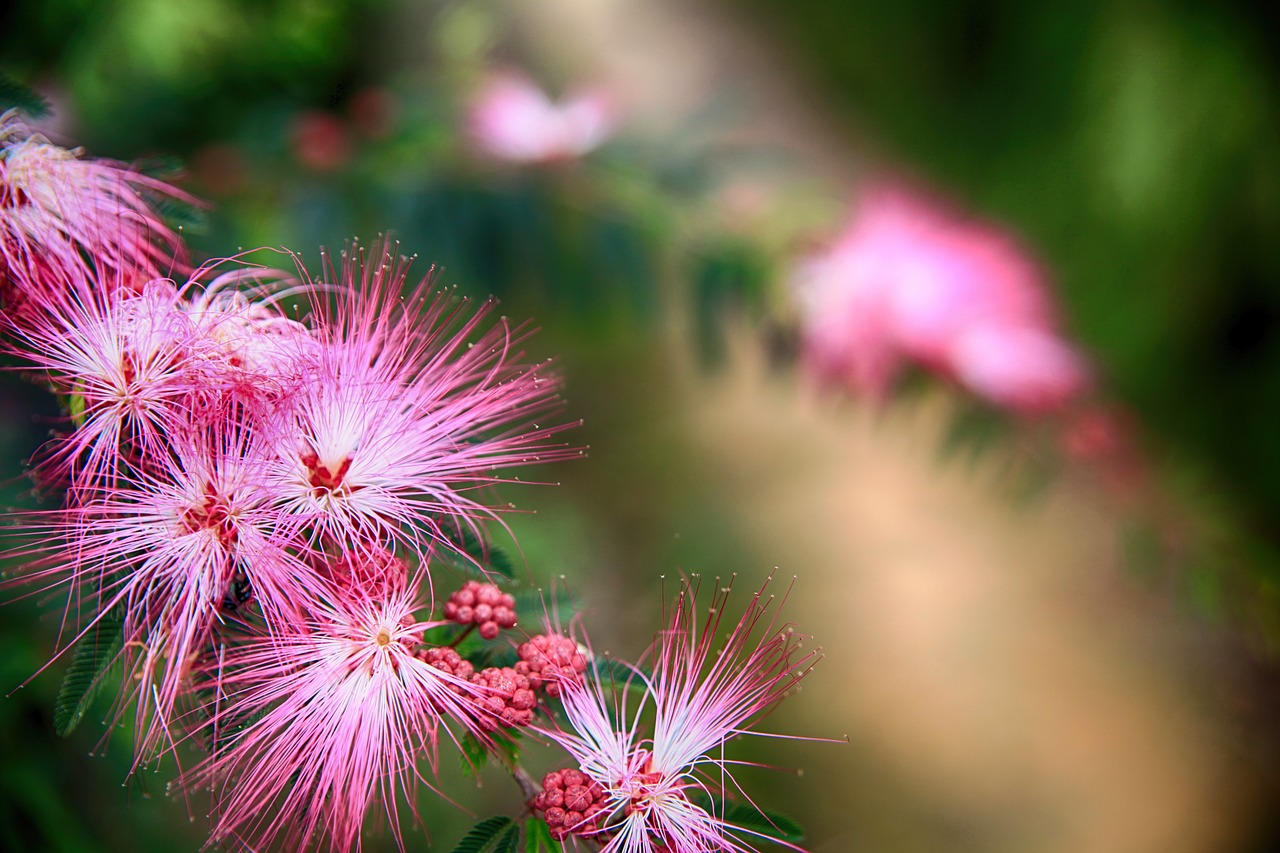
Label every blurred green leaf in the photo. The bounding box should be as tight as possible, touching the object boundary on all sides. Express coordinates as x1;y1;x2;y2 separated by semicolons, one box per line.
589;655;649;692
688;791;806;844
721;801;806;844
0;73;51;119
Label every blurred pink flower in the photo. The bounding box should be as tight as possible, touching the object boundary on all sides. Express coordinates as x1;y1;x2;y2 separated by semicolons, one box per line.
347;87;398;140
1060;403;1148;497
468;71;615;163
0;114;197;315
537;576;820;851
948;324;1088;414
190;142;247;196
289;111;352;173
793;184;1088;413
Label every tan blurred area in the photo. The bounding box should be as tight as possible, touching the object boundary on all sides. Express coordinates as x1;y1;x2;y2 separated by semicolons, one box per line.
676;324;1250;852
506;1;1261;851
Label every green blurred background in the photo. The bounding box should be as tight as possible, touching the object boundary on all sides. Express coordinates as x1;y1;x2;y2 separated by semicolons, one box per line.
4;0;1280;851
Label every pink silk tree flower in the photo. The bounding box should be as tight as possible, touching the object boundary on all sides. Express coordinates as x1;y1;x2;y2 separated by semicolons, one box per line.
5;418;323;763
257;244;576;563
0;114;198;318
536;576;821;853
793;183;1088;413
2;260;315;495
1;269;207;495
468;71;615;164
185;556;493;853
180;261;322;411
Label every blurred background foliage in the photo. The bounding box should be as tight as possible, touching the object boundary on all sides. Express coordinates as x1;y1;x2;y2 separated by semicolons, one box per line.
4;0;1280;851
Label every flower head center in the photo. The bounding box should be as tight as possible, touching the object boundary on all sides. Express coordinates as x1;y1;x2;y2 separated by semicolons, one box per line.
180;484;238;547
0;180;29;208
300;448;355;498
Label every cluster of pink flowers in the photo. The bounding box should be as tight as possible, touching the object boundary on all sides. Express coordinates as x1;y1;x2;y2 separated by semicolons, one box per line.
792;183;1089;414
0;115;566;846
2;110;824;853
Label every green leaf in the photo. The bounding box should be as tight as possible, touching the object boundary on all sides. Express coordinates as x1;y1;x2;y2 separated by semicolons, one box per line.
0;73;51;119
53;612;125;737
466;642;519;670
458;731;489;776
151;195;208;235
458;729;523;776
685;792;806;844
493;823;520;853
511;586;578;623
67;393;87;427
589;655;649;691
437;527;517;581
449;816;516;853
721;801;806;844
132;154;187;181
523;818;563;853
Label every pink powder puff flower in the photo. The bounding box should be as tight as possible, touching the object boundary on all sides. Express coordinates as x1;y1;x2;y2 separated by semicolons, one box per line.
184;555;494;853
793;183;1088;413
0;112;198;317
2;259;316;495
468;71;615;164
257;243;576;562
1;267;206;495
537;576;821;852
179;261;322;409
5;417;323;762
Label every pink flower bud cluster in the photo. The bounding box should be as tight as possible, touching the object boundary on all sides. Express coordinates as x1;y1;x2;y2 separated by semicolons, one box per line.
443;580;517;639
417;645;476;681
469;666;538;730
516;632;587;697
417;648;538;730
532;768;608;841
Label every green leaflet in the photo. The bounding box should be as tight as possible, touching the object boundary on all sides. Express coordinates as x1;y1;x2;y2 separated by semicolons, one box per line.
523;818;562;853
449;816;518;853
53;612;125;737
492;824;520;853
457;729;522;776
437;527;517;581
510;585;578;621
688;791;807;844
589;654;650;693
720;801;806;844
67;393;87;427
